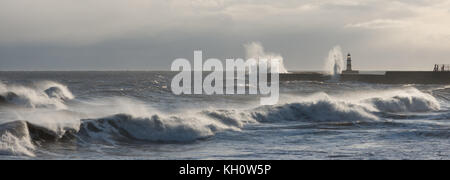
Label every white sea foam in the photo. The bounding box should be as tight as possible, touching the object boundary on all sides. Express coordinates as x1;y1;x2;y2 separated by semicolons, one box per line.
0;81;73;109
80;114;221;142
252;99;379;122
0;131;35;157
245;42;288;73
75;87;442;144
324;46;345;78
365;94;440;113
3;85;441;146
259;87;441;122
0;121;36;157
0;80;446;157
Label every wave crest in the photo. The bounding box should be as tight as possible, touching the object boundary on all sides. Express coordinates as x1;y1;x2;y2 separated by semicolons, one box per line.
0;120;77;157
364;88;440;113
0;81;74;109
252;100;379;123
0;121;35;157
79;113;242;143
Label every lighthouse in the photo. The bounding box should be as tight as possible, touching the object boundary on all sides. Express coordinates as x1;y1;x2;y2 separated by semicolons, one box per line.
346;53;352;71
342;53;359;74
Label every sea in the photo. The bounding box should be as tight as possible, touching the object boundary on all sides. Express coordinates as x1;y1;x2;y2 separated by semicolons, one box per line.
0;71;449;159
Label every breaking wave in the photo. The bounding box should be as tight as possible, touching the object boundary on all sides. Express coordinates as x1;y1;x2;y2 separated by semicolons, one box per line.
31;87;441;145
251;99;378;123
0;80;444;157
0;81;73;109
0;121;35;157
79;113;245;143
250;88;440;123
0;112;250;156
0;121;76;157
363;88;440;113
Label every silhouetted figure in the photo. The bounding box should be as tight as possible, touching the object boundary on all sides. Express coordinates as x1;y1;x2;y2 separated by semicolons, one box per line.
442;65;445;71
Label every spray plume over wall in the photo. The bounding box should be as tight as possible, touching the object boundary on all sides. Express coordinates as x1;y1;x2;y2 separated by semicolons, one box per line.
324;46;345;77
244;42;288;73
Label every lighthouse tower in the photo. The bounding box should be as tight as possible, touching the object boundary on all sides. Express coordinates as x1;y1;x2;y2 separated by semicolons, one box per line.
346;53;352;71
342;53;359;74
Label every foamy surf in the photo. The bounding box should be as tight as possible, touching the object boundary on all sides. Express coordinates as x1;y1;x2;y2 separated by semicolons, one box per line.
0;122;36;157
0;81;74;109
79;113;244;143
0;76;448;159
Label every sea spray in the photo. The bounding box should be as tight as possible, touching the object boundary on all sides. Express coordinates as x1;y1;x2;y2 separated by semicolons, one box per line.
244;42;288;73
1;86;440;151
324;46;345;79
35;81;75;100
0;81;72;109
362;88;441;112
0;121;36;157
0;79;446;158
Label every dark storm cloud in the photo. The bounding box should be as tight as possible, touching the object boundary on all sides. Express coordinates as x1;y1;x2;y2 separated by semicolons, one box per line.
0;0;449;71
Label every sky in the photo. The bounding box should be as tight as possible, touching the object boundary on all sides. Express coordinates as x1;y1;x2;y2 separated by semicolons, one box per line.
0;0;449;71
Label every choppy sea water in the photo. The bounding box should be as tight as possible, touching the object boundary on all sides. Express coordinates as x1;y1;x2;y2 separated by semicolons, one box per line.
0;71;449;160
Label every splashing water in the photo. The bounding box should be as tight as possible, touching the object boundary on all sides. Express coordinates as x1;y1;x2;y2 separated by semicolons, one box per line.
244;42;288;73
324;46;345;78
0;72;449;159
0;81;74;109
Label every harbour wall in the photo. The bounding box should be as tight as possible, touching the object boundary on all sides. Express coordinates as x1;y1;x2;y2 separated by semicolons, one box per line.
280;71;450;84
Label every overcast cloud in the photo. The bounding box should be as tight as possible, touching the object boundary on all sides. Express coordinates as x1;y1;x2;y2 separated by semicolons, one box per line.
0;0;449;70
